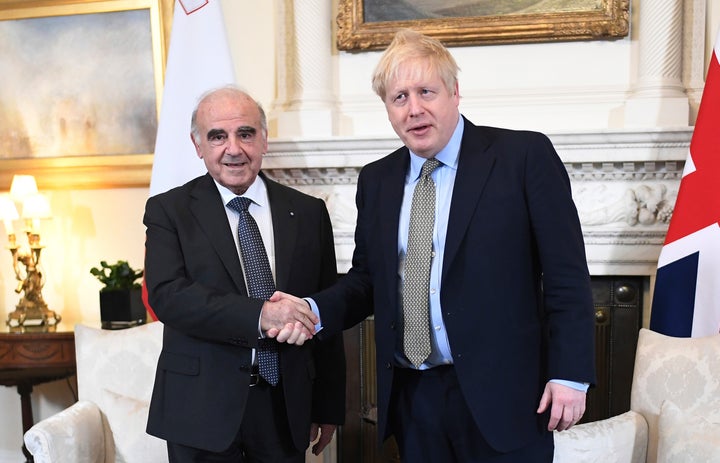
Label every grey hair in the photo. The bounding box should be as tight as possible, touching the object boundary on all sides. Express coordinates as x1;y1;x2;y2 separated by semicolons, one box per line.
190;85;267;143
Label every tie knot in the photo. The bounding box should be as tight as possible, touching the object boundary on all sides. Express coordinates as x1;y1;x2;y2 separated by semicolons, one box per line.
228;196;252;213
421;158;440;178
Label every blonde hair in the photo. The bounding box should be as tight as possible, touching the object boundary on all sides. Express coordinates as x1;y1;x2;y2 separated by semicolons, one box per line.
371;29;460;101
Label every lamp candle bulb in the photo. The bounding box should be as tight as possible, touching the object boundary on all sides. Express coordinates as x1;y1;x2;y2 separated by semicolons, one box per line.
3;219;13;234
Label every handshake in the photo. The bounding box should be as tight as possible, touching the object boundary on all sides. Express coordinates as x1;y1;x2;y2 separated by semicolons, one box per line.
260;291;320;345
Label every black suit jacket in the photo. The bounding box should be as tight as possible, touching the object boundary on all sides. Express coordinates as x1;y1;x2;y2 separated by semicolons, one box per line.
144;172;345;453
315;118;595;453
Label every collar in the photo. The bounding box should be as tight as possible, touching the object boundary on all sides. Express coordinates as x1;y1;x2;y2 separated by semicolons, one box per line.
407;115;464;180
214;174;268;208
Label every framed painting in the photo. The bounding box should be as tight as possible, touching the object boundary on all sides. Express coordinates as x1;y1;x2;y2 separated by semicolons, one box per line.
0;0;173;189
337;0;629;51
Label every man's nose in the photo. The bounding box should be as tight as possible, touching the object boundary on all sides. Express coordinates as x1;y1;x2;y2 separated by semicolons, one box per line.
226;134;244;153
407;95;424;116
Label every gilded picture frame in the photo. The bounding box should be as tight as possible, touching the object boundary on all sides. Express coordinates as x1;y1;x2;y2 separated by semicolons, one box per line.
337;0;630;51
0;0;173;189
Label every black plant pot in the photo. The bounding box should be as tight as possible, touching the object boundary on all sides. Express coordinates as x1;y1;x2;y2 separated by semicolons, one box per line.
100;288;147;330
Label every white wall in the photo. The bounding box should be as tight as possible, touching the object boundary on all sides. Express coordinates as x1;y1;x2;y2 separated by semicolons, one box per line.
336;38;634;137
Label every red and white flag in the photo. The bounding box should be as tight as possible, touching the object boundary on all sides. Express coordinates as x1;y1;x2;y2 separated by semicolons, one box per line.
650;30;720;337
144;0;235;317
149;0;235;197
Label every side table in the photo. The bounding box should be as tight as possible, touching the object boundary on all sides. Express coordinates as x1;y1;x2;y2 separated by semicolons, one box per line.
0;327;76;463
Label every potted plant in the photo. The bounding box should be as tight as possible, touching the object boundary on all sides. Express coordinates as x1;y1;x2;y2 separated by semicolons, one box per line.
90;260;146;329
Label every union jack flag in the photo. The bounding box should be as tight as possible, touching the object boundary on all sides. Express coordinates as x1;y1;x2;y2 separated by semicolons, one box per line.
650;30;720;337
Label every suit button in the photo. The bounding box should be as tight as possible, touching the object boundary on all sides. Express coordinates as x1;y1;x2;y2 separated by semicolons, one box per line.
385;362;392;370
390;321;396;330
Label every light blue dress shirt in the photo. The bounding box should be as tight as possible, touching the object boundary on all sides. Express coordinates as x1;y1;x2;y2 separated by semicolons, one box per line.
395;117;463;369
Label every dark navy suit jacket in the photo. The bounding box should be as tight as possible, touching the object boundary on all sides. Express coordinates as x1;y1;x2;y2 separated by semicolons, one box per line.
315;117;595;453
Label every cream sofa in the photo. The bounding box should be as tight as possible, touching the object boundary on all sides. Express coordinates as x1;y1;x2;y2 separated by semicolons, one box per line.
23;324;719;462
554;328;720;463
24;322;167;463
23;321;335;463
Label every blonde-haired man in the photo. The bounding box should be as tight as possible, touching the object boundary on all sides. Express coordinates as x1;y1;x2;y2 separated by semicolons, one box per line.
275;30;595;462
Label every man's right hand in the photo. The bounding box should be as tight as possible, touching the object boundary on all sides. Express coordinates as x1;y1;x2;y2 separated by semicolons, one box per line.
261;291;318;345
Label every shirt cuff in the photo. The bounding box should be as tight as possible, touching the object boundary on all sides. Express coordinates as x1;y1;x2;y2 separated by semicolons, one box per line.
257;305;264;338
304;297;323;333
550;379;589;392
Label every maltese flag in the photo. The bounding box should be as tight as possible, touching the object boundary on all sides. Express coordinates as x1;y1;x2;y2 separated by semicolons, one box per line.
144;0;235;318
148;0;235;197
650;30;720;337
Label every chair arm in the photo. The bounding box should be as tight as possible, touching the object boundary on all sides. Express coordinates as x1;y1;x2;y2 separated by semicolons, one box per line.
24;400;107;463
553;410;648;463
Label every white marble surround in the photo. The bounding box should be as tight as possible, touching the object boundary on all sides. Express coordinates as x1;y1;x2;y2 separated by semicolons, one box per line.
264;127;691;277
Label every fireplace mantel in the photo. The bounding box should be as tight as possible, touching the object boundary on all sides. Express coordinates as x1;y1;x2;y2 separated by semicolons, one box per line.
264;128;693;276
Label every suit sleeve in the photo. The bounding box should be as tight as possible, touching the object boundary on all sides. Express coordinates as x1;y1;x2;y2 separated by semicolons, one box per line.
313;169;376;338
310;198;346;424
525;133;596;385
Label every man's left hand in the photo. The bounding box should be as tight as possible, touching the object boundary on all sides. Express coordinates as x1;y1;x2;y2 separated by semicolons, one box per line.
536;382;586;431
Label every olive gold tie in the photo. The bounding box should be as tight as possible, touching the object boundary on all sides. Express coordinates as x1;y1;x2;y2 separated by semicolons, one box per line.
402;158;440;367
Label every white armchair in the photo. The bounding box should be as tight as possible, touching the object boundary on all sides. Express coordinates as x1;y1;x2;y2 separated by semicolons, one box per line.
554;328;720;463
23;322;167;463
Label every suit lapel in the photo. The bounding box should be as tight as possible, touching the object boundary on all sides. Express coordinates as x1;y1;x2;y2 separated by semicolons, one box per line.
379;150;409;288
443;119;495;279
264;174;296;290
189;174;247;293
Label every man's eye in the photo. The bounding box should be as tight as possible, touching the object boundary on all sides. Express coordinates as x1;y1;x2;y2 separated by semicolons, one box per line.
236;131;257;143
209;134;227;146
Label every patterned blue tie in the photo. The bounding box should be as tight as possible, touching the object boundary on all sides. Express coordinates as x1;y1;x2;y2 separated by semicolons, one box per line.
228;196;280;386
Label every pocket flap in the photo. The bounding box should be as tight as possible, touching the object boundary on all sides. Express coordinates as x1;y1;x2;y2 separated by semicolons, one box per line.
157;350;200;376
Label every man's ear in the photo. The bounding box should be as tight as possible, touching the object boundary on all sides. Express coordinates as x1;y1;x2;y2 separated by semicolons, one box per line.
191;133;202;158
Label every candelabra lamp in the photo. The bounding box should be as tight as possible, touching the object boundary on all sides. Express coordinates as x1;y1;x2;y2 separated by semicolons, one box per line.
1;175;60;330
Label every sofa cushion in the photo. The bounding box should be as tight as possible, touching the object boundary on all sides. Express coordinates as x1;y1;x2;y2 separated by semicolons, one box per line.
657;400;720;463
553;410;648;463
23;400;106;463
630;329;720;463
74;322;167;463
